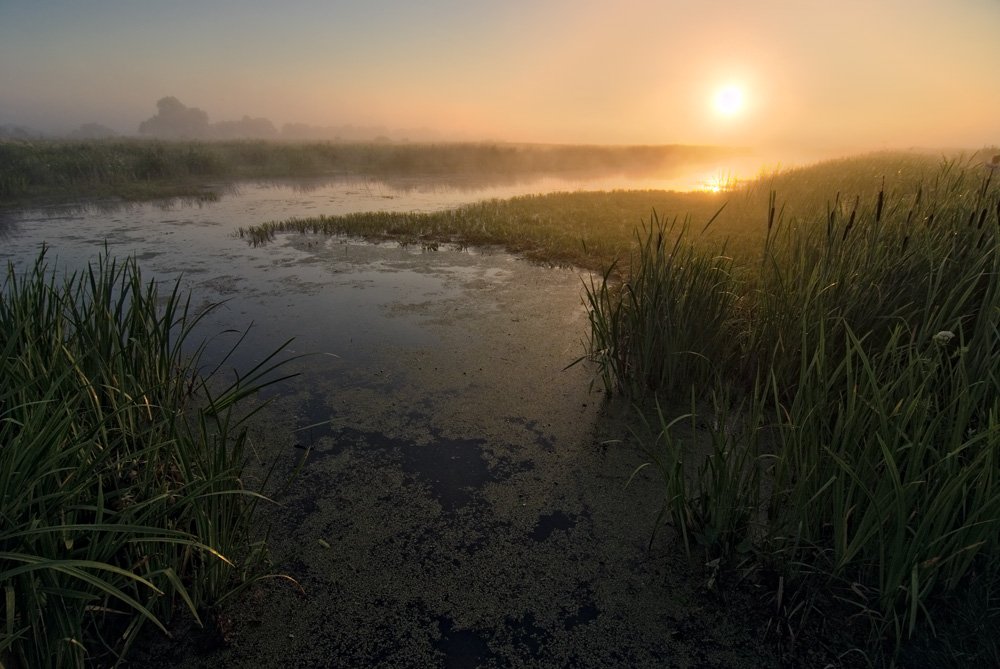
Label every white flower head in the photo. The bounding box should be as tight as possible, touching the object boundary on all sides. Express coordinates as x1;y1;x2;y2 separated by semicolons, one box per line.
933;330;955;346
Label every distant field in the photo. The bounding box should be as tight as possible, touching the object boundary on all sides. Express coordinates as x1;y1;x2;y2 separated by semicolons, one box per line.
0;138;742;204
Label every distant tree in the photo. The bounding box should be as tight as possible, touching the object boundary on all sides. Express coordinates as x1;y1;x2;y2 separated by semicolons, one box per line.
69;123;117;139
138;97;210;139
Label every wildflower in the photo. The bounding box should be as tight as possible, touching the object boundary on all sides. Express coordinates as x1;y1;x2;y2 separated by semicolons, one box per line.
933;330;955;346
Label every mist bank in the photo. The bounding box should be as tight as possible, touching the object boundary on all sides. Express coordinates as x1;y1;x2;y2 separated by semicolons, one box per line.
0;96;443;143
0;139;749;204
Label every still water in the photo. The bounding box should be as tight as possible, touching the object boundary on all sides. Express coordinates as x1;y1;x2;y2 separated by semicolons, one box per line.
0;172;671;379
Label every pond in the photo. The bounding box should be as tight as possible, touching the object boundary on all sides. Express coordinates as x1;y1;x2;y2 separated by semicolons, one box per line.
0;173;778;667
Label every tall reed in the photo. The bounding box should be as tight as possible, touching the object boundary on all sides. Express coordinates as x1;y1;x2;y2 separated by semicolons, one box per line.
584;160;1000;658
0;249;291;668
583;212;737;396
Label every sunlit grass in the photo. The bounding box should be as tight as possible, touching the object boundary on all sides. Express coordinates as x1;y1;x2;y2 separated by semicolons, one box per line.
240;150;975;269
239;189;735;270
696;172;739;193
583;153;1000;661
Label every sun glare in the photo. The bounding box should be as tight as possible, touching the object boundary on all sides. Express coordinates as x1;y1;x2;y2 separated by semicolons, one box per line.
697;172;739;193
714;85;744;116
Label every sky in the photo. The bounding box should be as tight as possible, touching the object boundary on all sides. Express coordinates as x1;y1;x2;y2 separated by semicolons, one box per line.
1;0;999;152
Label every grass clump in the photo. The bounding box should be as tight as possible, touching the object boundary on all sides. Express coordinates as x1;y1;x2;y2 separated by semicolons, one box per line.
582;211;737;396
239;189;738;270
584;156;1000;661
0;249;290;668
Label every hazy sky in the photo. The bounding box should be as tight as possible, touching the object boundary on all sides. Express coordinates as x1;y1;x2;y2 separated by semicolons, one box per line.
2;0;998;151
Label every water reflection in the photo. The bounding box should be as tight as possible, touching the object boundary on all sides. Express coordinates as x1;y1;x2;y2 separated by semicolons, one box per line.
0;180;545;377
1;190;227;221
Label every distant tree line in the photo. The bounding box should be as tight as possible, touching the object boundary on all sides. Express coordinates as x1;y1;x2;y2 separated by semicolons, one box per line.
138;96;276;139
136;96;431;142
0;97;437;142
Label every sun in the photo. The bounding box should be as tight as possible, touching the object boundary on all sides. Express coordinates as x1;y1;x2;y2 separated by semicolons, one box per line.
714;85;744;116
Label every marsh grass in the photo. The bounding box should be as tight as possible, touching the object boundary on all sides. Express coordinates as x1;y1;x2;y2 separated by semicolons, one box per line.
631;388;766;564
239;189;739;271
582;212;737;395
0;249;292;668
586;155;1000;659
239;150;972;270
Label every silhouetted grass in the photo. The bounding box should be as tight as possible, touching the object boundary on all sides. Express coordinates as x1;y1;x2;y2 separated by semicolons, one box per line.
0;250;292;668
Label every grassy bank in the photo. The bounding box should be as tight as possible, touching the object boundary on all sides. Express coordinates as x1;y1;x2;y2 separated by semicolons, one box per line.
583;157;1000;663
0;251;290;668
0;138;738;205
